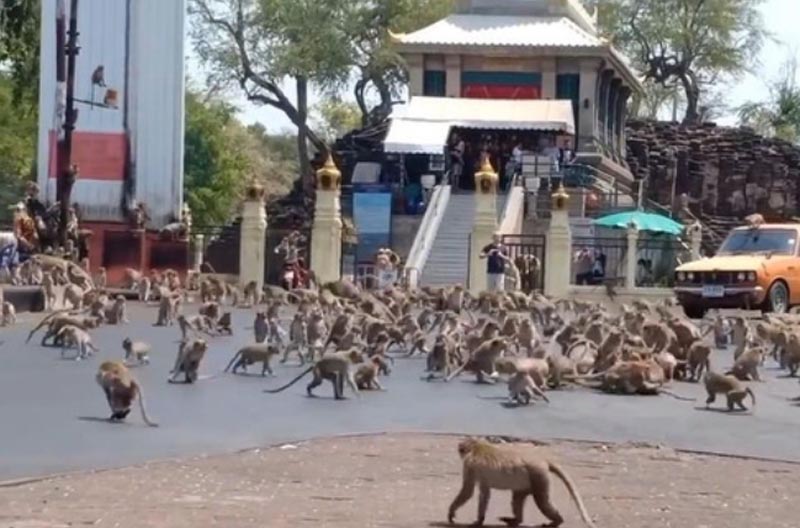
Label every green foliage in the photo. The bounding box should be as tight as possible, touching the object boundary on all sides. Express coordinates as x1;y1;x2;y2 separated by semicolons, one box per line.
312;97;362;142
0;74;36;222
593;0;767;123
738;57;800;144
0;0;40;104
184;90;297;226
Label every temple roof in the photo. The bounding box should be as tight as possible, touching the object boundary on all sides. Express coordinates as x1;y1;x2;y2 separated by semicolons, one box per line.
395;14;601;48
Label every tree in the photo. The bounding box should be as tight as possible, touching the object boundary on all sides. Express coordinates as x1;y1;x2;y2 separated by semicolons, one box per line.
0;74;36;222
311;97;362;142
190;0;354;190
184;90;295;226
592;0;767;123
345;0;452;126
0;0;40;103
738;56;800;144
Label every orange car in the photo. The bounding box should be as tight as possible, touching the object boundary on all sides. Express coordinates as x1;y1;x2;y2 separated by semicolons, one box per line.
674;223;800;318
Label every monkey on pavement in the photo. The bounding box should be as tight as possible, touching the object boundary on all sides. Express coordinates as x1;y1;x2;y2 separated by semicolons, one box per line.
96;361;158;427
355;356;390;390
168;339;209;383
1;301;16;326
57;325;100;360
264;349;363;399
703;371;756;411
445;338;509;384
225;344;280;376
448;437;596;528
122;338;151;366
508;371;549;405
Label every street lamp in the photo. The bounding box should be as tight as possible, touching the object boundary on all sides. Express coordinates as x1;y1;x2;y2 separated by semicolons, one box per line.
55;0;118;246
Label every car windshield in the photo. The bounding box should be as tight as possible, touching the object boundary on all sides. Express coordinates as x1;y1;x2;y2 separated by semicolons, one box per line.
717;229;797;256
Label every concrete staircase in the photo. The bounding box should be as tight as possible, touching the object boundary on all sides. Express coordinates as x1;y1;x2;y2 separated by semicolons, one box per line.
420;193;505;287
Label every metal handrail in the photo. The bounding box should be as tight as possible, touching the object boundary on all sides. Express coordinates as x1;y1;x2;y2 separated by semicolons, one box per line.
405;184;451;289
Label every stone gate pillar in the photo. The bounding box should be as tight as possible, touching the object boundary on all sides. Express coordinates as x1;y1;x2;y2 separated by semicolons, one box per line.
544;184;572;298
469;157;499;293
239;182;267;290
310;155;343;284
689;221;703;261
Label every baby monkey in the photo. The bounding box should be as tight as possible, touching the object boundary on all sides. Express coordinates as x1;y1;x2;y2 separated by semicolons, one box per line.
122;337;151;366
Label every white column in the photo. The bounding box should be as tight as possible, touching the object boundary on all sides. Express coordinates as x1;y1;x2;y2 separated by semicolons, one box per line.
445;54;461;97
407;54;424;97
469;159;499;293
577;59;601;152
541;58;556;99
625;224;639;290
544;186;572;298
310;155;343;285
239;184;267;290
193;234;204;272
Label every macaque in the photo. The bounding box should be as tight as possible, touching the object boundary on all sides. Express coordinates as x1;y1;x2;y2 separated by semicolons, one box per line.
264;349;363;400
96;361;158;427
122;338;151;366
168;339;209;384
704;371;756;411
224;344;280;376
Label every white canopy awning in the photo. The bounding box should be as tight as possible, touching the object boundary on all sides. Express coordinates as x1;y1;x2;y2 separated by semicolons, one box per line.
384;96;575;155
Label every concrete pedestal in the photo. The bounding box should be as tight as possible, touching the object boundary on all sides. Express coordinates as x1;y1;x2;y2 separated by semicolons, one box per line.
469;192;498;293
239;199;267;290
544;208;572;298
310;189;342;285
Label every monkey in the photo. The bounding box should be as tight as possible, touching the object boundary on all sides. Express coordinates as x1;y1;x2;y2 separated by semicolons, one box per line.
446;285;465;313
225;283;241;307
654;350;678;381
448;437;596;528
516;318;540;357
744;213;765;228
138;276;152;303
216;312;233;335
703;371;756;411
124;268;142;290
282;311;309;365
726;346;764;381
96;361;158;427
186;270;200;291
782;332;800;376
1;301;16;327
56;325;99;360
198;301;221;326
242;280;259;307
254;311;269;344
154;291;179;327
354;356;389;390
104;295;128;325
94;267;107;290
685;341;712;382
546;354;578;389
122;337;151;366
730;317;750;360
305;311;327;362
446;338;509;384
424;334;457;380
264;349;363;400
177;314;213;340
224;344;280;376
63;283;84;310
27;312;100;347
42;271;57;311
495;357;551;390
507;372;550;405
704;312;730;349
168;339;209;384
323;312;353;351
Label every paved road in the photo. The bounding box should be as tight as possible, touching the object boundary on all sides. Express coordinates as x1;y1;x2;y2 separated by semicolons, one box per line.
2;305;799;481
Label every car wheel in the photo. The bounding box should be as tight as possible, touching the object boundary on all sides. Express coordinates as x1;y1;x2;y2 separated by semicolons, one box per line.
682;305;706;319
765;281;789;314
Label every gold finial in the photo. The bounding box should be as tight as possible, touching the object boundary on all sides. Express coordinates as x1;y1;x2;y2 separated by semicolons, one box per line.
245;180;266;201
316;153;341;191
387;29;406;42
474;155;498;194
551;182;570;211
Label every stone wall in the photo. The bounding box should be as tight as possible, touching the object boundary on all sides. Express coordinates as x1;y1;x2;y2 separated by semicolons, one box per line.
626;120;800;219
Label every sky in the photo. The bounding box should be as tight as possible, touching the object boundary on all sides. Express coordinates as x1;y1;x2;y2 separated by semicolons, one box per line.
188;0;800;132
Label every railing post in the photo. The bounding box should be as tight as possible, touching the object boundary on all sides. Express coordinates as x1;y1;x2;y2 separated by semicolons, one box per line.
689;221;703;260
625;223;639;290
310;155;343;284
239;183;268;290
544;185;572;297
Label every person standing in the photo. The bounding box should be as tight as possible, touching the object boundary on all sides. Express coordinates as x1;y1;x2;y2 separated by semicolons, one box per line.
480;233;509;291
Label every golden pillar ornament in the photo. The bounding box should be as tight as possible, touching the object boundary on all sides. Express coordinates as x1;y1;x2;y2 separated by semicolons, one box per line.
316;153;342;191
474;155;498;194
551;183;570;211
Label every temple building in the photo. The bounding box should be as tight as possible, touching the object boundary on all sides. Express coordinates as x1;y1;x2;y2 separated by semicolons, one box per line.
386;0;642;191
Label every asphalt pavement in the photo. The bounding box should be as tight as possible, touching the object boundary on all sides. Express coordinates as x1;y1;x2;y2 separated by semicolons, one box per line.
1;304;799;481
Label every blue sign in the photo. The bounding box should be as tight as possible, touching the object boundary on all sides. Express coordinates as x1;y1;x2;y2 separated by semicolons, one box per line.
353;192;392;262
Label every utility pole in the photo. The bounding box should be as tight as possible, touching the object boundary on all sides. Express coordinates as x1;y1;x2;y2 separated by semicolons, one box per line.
57;0;80;246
